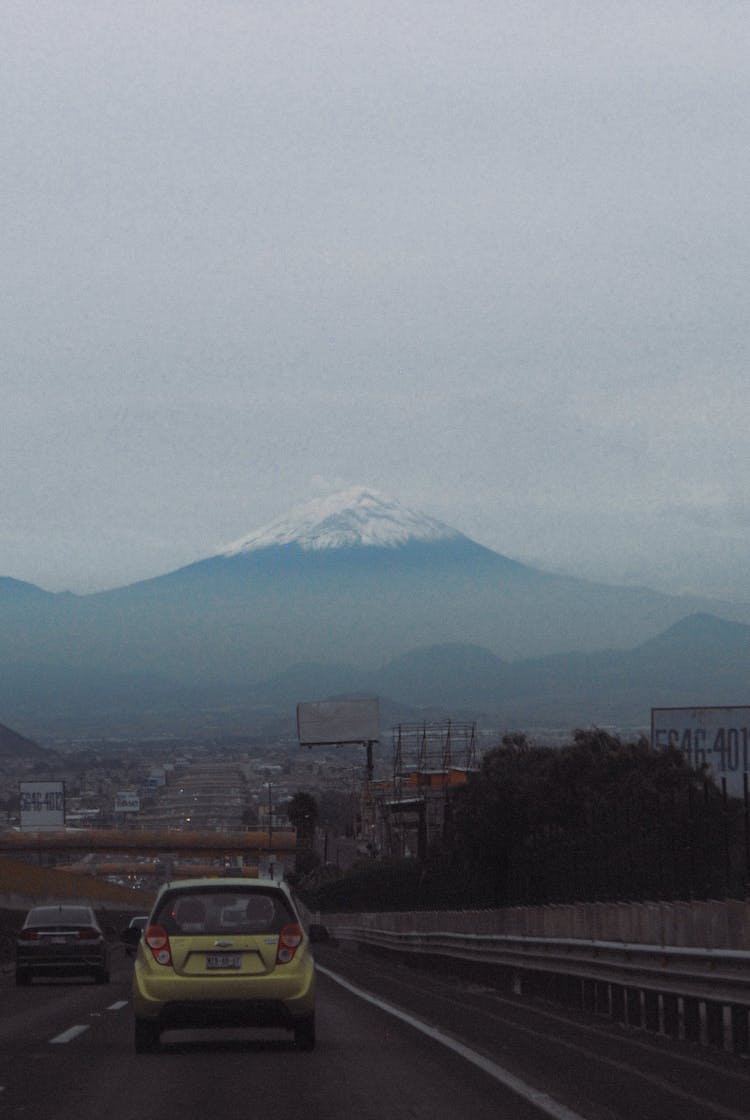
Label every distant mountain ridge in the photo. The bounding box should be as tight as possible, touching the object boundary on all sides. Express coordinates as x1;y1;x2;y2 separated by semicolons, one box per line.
253;612;750;729
0;489;749;733
0;721;48;759
0;577;60;601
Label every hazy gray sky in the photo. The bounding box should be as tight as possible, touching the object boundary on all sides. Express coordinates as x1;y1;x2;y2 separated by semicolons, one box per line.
2;2;749;598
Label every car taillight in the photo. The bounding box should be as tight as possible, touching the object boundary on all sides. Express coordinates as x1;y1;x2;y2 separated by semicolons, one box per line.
276;923;304;964
19;928;39;941
144;925;172;966
77;927;100;940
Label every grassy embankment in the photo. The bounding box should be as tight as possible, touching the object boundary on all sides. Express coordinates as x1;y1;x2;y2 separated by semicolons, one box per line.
0;855;155;963
0;854;155;908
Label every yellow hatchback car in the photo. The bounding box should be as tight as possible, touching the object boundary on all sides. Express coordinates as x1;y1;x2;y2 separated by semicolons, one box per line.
123;878;318;1052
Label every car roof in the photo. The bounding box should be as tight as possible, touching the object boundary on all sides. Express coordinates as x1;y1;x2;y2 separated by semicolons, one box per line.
154;877;292;898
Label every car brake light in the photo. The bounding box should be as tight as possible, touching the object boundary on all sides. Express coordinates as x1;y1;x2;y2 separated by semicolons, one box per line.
19;929;39;941
144;925;172;966
77;927;100;940
276;923;304;964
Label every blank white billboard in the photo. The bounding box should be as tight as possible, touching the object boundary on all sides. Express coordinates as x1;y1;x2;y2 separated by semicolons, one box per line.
651;706;750;797
297;698;380;746
19;781;65;831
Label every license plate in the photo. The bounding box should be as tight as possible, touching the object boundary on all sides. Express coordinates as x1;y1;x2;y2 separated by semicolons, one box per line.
50;936;70;944
205;953;241;970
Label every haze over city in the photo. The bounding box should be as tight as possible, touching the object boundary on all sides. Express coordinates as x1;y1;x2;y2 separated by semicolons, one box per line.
3;3;748;599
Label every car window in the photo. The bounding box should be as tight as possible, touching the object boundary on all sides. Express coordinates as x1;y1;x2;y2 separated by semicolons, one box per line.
154;889;294;935
26;906;94;927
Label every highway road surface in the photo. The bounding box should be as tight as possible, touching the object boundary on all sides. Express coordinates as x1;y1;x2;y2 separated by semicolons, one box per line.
1;940;748;1120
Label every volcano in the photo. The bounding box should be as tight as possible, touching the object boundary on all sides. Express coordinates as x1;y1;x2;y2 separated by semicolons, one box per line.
0;487;745;729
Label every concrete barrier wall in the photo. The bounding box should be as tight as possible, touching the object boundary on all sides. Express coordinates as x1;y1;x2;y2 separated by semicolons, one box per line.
322;898;750;949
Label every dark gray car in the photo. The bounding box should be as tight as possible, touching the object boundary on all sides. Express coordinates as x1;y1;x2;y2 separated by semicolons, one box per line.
16;904;110;985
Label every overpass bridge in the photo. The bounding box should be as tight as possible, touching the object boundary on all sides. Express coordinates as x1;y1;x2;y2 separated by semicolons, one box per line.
0;828;297;859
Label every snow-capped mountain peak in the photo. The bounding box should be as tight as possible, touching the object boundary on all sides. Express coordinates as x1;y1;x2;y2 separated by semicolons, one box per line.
222;487;460;555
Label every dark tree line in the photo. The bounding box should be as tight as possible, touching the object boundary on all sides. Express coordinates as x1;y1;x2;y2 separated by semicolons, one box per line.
448;728;749;907
302;730;750;913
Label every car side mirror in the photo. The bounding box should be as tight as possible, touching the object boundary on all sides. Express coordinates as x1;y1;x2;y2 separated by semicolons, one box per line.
121;927;142;947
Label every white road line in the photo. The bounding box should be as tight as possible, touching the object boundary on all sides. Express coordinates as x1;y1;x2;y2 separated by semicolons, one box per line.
49;1024;90;1045
317;965;586;1120
106;1001;128;1011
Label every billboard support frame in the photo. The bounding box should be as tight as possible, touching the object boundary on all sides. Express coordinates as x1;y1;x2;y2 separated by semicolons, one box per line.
296;698;380;781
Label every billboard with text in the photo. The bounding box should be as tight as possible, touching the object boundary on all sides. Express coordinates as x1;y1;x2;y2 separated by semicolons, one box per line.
114;791;140;813
651;706;750;797
19;781;65;831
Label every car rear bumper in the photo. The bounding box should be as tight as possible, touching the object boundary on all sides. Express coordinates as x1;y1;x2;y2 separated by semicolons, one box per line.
155;998;305;1030
132;961;316;1025
16;949;108;974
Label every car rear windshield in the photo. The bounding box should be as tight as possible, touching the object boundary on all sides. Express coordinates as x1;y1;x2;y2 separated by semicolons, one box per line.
25;906;94;927
153;888;295;936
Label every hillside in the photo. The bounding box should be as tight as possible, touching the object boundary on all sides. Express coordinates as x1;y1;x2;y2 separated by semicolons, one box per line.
255;612;750;730
0;854;154;910
0;722;48;760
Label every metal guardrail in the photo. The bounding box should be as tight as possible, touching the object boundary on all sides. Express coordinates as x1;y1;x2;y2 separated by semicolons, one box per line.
323;899;750;949
333;925;750;1009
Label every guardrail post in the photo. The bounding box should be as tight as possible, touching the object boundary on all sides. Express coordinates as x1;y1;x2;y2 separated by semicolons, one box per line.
662;993;680;1039
569;975;584;1010
626;987;642;1028
594;980;610;1016
705;1002;724;1050
611;983;626;1023
644;990;660;1033
731;1004;749;1055
683;997;701;1043
552;973;566;1004
518;969;533;996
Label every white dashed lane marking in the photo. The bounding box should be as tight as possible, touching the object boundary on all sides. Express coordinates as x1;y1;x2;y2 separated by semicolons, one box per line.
49;1000;128;1043
49;1025;89;1045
